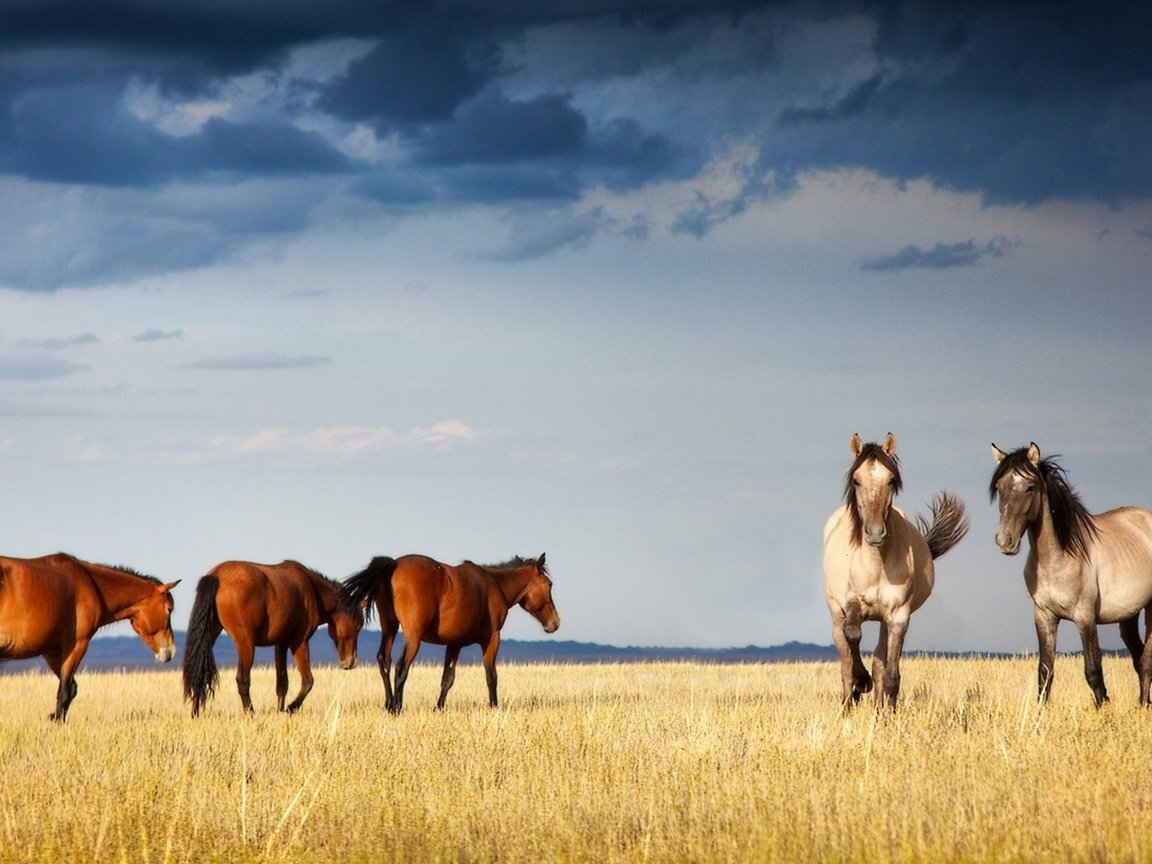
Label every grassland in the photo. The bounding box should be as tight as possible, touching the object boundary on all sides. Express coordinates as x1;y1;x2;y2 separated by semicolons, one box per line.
1;655;1150;863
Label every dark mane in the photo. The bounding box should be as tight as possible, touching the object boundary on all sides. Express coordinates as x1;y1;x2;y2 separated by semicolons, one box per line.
99;563;161;585
989;448;1099;559
843;442;903;544
479;556;548;576
294;560;365;624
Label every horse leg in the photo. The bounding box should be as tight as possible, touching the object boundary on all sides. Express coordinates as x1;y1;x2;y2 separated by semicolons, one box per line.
871;621;889;709
877;614;909;710
1119;615;1144;674
274;645;290;712
1075;618;1108;708
391;633;422;715
482;635;501;707
1138;606;1152;706
436;645;462;710
235;639;256;713
377;622;398;712
831;601;870;708
44;651;81;723
285;642;314;713
1034;606;1059;703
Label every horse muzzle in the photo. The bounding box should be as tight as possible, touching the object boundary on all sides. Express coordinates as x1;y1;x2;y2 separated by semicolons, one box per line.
863;523;887;547
154;644;175;663
995;531;1021;556
339;655;358;671
541;616;560;634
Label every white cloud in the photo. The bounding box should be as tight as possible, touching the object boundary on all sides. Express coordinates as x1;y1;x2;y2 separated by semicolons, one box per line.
140;421;479;466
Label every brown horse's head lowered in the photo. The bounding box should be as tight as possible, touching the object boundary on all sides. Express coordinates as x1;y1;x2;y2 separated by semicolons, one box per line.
0;553;179;721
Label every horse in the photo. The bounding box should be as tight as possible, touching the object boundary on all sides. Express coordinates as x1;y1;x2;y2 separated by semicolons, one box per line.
823;433;969;709
340;553;559;713
182;559;363;717
991;443;1152;706
0;553;179;721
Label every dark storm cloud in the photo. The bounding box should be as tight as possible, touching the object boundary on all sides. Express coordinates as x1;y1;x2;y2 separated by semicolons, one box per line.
860;237;1016;273
769;2;1152;203
0;0;1148;290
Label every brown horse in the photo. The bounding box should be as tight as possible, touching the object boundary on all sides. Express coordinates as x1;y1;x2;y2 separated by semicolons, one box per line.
823;434;969;709
991;443;1152;705
340;554;559;713
0;553;179;721
182;560;363;717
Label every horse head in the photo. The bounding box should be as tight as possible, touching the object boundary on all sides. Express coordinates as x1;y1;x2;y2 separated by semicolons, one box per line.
328;601;364;670
519;554;560;633
129;580;181;663
845;433;902;548
990;443;1046;556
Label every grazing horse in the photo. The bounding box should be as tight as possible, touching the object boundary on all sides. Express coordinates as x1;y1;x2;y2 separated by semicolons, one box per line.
341;554;559;713
991;443;1152;706
823;434;969;709
0;553;179;721
182;560;363;717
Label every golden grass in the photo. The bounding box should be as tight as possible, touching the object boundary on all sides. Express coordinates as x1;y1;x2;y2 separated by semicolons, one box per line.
1;655;1150;863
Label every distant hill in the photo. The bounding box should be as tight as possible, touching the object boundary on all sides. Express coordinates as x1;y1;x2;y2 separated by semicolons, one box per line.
0;632;840;674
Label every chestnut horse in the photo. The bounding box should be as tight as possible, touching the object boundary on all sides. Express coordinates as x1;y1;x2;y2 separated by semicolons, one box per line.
182;560;363;717
0;553;179;721
341;554;559;713
991;443;1152;706
823;434;969;709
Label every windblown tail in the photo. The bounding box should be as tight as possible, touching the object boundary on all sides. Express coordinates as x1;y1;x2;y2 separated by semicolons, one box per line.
340;556;397;624
917;491;970;559
182;574;221;715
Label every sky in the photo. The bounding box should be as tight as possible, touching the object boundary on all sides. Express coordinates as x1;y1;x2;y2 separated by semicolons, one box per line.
1;0;1150;655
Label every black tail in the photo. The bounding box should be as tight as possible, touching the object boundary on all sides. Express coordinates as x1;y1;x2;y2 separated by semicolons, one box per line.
182;574;221;713
340;556;397;624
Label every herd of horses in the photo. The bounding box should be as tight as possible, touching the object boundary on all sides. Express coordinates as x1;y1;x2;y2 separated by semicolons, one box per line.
2;434;1152;721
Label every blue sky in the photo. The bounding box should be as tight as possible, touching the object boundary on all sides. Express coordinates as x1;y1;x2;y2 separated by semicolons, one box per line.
1;0;1150;653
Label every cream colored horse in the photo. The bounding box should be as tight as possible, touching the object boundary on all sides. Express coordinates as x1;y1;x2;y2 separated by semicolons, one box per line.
824;433;969;709
991;443;1152;706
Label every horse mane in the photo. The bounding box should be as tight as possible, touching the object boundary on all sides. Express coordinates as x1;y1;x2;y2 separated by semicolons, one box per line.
97;562;161;585
843;442;903;544
989;448;1099;559
293;560;365;624
475;556;549;576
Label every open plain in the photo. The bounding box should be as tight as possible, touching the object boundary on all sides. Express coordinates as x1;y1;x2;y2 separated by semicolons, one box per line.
1;655;1148;863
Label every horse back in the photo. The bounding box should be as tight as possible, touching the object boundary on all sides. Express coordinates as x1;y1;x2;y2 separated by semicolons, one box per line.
0;554;96;658
391;556;494;645
1086;506;1152;620
210;560;322;646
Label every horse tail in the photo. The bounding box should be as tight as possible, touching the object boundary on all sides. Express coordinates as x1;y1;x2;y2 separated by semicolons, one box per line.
340;556;398;624
182;573;221;710
917;491;970;559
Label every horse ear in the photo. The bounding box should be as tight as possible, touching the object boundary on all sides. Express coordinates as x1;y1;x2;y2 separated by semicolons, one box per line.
882;432;897;457
991;443;1008;463
162;580;181;592
537;553;546;567
1027;442;1041;466
850;433;863;456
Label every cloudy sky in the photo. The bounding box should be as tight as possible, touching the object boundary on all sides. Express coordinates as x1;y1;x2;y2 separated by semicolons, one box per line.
2;0;1150;655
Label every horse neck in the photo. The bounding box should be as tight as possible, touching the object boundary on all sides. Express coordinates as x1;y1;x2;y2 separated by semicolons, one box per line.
302;569;341;619
490;566;534;607
82;564;153;623
1029;492;1071;566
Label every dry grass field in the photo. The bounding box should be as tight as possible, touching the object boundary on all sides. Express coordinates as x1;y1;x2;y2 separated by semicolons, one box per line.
1;655;1150;863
